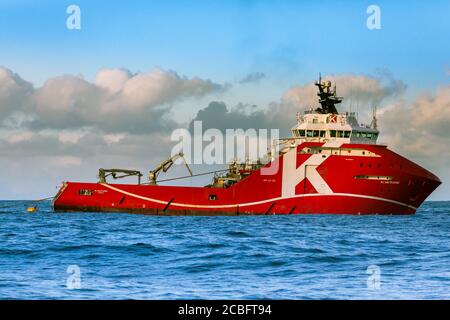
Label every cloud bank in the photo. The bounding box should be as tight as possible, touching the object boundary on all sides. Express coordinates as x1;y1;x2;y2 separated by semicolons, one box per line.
191;73;407;135
1;66;227;133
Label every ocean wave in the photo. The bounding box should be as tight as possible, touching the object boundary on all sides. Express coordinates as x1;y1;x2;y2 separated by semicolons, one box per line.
0;200;448;299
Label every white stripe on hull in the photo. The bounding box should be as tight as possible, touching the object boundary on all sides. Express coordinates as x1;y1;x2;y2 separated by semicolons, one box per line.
100;183;416;211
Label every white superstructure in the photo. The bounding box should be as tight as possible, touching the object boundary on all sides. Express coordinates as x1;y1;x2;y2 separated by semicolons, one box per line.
291;111;379;144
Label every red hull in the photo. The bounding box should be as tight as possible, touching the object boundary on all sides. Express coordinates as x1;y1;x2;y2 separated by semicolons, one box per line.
53;143;441;215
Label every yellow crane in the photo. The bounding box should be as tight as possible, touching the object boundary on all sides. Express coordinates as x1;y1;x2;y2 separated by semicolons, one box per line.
148;151;192;185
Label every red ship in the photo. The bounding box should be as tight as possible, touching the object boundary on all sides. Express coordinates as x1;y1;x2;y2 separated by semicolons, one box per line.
53;78;441;215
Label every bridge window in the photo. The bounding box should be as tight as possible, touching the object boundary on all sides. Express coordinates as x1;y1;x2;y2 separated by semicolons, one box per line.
299;130;305;137
320;130;326;137
313;130;320;137
337;131;344;138
344;131;351;138
330;130;336;137
306;130;313;137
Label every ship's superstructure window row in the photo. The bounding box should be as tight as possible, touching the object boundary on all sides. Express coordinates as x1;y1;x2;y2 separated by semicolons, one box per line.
292;129;378;140
299;147;380;157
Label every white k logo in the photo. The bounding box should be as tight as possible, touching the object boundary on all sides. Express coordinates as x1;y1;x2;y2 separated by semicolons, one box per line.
281;144;338;198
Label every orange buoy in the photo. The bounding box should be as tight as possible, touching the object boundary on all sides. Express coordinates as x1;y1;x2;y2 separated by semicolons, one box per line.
26;206;37;213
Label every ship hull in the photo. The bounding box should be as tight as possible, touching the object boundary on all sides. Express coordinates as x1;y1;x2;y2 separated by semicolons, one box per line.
54;188;417;215
53;143;441;215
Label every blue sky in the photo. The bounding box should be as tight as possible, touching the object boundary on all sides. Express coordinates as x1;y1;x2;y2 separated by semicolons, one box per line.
1;0;449;88
0;0;449;200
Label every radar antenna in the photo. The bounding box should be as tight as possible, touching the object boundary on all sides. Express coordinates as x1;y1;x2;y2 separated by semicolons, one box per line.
314;73;343;114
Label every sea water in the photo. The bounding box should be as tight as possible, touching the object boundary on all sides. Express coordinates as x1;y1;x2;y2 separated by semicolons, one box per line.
0;201;448;299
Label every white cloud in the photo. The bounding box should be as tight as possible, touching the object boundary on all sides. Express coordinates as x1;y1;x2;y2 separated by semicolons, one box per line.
7;131;34;144
52;156;82;167
282;73;406;109
58;131;86;144
190;74;408;137
95;68;131;94
378;85;450;200
380;85;450;156
0;67;227;133
103;133;126;144
0;67;33;120
119;68;221;110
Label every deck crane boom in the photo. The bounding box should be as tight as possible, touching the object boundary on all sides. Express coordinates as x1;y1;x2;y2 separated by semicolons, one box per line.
148;151;192;185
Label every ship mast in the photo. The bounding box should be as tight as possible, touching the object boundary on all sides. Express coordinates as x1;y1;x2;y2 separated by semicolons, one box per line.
370;105;378;130
315;73;343;114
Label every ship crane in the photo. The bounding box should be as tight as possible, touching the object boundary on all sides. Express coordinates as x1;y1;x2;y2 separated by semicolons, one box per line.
98;168;143;184
148;151;192;185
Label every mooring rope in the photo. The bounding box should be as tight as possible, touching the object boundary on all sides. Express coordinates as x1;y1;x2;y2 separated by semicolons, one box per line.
33;196;54;202
0;196;54;211
24;196;55;212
